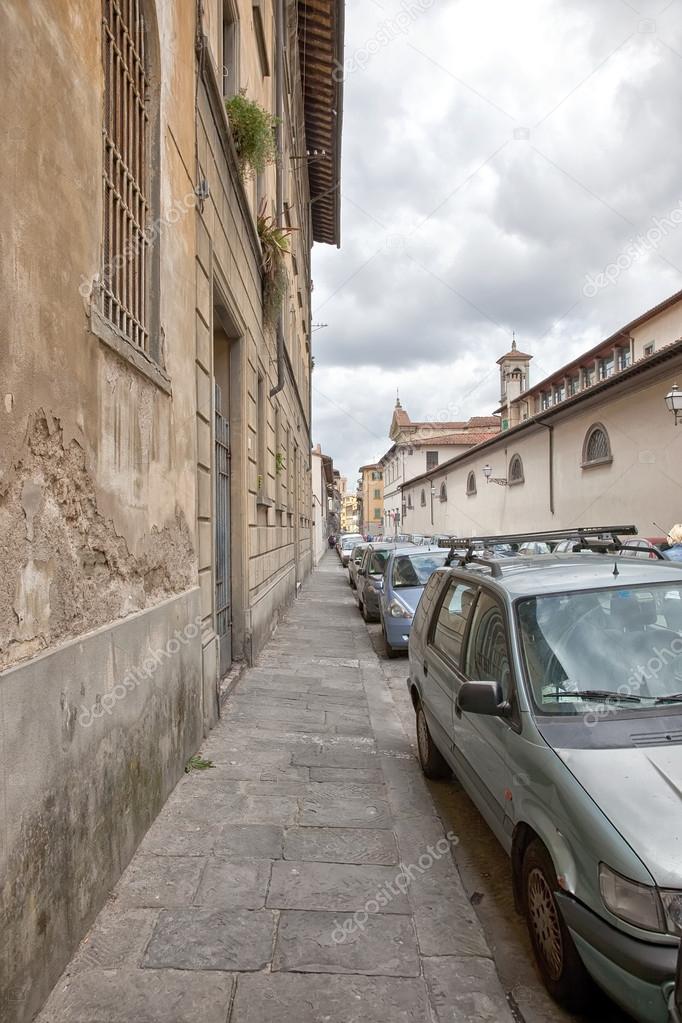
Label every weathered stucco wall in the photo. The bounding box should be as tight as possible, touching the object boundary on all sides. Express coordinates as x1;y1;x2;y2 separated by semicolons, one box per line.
0;411;194;669
0;589;203;1023
0;3;202;1021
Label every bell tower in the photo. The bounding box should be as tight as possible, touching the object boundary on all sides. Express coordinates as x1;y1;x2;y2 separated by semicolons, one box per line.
496;334;532;427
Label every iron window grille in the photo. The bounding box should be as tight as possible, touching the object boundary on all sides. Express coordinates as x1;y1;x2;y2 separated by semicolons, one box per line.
582;423;613;468
508;455;524;486
420;489;426;507
102;0;150;352
466;471;476;496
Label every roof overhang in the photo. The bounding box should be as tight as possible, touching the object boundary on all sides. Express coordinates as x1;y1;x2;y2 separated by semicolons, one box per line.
298;0;344;247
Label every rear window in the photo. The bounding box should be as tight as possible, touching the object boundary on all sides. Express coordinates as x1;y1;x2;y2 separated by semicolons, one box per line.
369;550;390;574
392;551;448;588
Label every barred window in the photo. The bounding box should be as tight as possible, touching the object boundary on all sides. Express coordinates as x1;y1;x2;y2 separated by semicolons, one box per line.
439;482;447;502
582;423;612;467
102;0;151;352
466;471;476;496
508;455;524;485
420;489;426;507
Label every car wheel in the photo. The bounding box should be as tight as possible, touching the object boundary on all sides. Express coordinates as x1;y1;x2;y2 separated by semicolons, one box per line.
522;839;593;1012
349;573;356;589
360;600;368;622
383;628;400;658
415;702;449;779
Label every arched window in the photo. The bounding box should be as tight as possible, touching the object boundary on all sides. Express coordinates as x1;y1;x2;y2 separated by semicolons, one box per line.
582;423;612;467
466;471;476;496
407;493;413;509
100;0;161;361
439;481;447;502
420;489;426;507
508;454;524;486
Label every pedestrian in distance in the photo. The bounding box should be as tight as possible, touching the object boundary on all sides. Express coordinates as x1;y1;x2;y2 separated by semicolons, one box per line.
666;524;682;560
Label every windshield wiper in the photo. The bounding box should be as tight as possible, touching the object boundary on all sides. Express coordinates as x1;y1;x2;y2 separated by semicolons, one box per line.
546;689;641;703
654;693;682;704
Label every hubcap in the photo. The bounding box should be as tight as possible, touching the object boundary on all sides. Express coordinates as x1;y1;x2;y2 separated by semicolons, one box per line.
527;867;563;980
417;709;429;764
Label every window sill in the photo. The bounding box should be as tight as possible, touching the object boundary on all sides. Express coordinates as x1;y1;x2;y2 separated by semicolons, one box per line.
257;494;274;508
91;306;171;395
581;457;613;470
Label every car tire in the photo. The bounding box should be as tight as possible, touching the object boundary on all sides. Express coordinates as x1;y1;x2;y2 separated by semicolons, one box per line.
359;600;367;621
522;839;593;1012
415;702;449;779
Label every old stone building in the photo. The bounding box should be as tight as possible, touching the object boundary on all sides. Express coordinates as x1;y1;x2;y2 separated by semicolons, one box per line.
0;2;343;1021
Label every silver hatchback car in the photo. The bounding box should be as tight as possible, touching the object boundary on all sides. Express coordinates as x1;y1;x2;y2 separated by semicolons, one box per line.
408;539;682;1022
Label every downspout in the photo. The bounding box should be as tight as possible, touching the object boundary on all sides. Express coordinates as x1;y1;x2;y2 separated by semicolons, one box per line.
270;0;285;398
537;419;555;515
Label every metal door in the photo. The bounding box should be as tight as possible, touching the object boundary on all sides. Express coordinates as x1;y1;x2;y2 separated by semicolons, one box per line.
215;383;232;675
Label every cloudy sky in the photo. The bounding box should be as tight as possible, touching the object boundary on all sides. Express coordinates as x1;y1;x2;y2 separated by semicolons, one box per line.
309;0;682;482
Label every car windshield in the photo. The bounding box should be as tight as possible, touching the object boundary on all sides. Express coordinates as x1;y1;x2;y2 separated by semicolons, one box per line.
392;551;449;588
518;583;682;716
342;537;361;549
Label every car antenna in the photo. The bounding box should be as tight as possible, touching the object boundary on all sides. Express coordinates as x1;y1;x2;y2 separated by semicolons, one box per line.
613;561;619;577
653;521;669;536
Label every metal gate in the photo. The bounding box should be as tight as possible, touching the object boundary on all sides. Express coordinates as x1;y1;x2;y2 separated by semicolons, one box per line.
215;384;232;676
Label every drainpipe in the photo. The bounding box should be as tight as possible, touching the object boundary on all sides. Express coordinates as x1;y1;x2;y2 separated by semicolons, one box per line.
537;419;555;515
270;0;285;398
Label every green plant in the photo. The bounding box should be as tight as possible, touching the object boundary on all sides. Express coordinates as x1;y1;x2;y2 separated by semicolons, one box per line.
275;451;286;474
257;473;263;490
185;754;215;773
225;91;278;179
256;198;297;326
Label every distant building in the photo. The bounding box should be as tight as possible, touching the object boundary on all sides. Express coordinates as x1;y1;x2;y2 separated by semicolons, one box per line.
400;289;682;538
381;399;499;534
340;492;359;533
359;463;384;535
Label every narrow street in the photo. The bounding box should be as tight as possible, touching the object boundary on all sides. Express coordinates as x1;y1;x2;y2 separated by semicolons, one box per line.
37;552;630;1023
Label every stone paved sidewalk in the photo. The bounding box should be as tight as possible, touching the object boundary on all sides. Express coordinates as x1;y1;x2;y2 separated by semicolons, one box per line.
38;553;515;1023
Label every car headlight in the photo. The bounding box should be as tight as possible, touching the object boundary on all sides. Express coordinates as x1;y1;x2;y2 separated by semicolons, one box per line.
388;598;412;619
599;864;666;932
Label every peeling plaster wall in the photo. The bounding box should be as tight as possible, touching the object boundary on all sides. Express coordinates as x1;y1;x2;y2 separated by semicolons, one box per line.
0;413;195;670
0;3;201;1021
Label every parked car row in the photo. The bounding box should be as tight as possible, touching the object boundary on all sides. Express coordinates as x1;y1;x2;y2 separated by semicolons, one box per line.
344;539;450;657
406;527;682;1023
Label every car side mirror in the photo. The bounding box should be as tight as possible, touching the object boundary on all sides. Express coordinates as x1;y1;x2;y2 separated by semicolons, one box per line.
458;681;510;718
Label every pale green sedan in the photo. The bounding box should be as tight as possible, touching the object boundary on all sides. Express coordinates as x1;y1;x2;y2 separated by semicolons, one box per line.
408;553;682;1022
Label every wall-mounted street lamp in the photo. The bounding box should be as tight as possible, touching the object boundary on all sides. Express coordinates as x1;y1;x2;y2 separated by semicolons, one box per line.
665;383;682;425
482;464;508;486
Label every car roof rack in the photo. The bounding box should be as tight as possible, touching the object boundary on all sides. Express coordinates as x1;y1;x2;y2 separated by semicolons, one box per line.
442;524;638;572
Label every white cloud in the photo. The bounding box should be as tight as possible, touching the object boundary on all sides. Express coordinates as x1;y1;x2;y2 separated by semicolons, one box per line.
311;0;682;481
